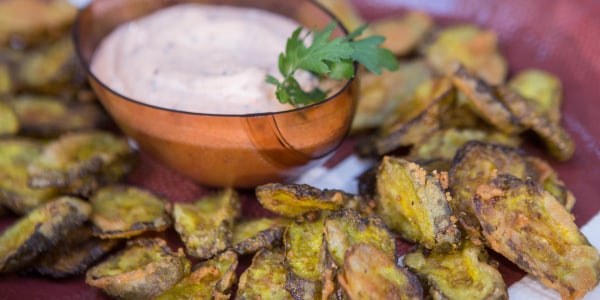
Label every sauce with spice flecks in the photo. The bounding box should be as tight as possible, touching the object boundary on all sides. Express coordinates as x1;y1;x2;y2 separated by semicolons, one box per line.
91;4;317;114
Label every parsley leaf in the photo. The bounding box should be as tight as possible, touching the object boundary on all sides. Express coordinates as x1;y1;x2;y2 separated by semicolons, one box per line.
351;35;398;75
267;21;398;106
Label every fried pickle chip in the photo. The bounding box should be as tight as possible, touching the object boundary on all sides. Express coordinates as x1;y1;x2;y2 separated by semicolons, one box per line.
237;247;291;300
320;209;397;299
30;225;122;278
284;211;329;299
525;156;575;211
388;77;453;126
508;69;562;123
474;174;600;299
352;60;433;131
338;243;423;300
315;0;367;32
449;141;530;242
0;0;77;47
156;250;238;300
16;36;83;94
86;238;191;300
450;141;576;240
529;117;574;162
496;85;574;161
0;63;13;95
0;49;19;95
0;196;91;273
0;138;59;215
440;89;491;129
425;24;507;85
231;217;290;255
376;156;460;250
90;185;172;239
451;65;523;134
403;241;507;300
0;101;18;136
0;44;25;95
409;128;521;161
370;11;434;56
257;183;349;217
324;209;396;267
172;188;240;259
367;78;455;156
27;131;136;193
9;95;107;138
0;47;24;67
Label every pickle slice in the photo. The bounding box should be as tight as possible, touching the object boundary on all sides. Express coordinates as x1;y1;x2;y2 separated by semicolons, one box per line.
0;196;91;273
474;174;600;300
0;63;14;96
451;65;523;134
370;78;454;156
496;85;574;161
256;183;347;217
156;250;238;300
16;36;83;94
30;225;122;278
86;238;191;300
284;211;329;300
324;209;396;267
425;24;507;85
338;243;423;300
315;0;367;32
9;94;107;138
172;188;241;259
231;217;290;255
90;185;172;239
237;247;291;300
321;209;397;299
0;138;59;215
27;130;136;192
376;156;460;251
441;89;490;129
525;156;575;211
403;241;508;300
0;101;18;136
409;128;521;161
450;141;577;242
386;77;454;127
0;0;77;47
370;11;434;56
449;141;530;243
508;69;562;123
353;59;433;131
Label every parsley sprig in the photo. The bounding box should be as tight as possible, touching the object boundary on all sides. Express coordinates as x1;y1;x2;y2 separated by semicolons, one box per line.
266;21;399;106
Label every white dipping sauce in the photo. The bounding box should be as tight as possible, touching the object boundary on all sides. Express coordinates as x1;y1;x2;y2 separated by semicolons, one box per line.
91;4;318;114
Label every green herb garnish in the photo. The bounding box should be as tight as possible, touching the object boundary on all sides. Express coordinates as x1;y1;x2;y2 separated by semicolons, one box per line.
266;21;399;106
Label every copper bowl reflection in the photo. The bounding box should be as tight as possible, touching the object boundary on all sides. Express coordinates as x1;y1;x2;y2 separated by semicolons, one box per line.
73;0;358;188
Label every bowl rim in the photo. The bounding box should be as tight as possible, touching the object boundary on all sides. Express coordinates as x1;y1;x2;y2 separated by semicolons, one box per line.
72;0;357;118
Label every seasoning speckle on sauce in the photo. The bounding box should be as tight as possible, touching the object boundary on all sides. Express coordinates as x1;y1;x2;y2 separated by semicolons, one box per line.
91;4;318;114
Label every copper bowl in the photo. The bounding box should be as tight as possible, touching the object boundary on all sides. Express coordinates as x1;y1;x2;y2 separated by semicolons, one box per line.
73;0;358;188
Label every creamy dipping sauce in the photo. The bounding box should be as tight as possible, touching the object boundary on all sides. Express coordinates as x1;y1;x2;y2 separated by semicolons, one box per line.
91;4;318;114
